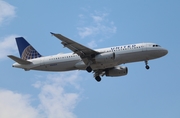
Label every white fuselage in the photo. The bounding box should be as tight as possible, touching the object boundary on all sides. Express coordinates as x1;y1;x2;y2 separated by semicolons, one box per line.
12;43;168;71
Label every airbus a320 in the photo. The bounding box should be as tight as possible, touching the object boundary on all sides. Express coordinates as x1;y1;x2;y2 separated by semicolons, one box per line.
8;32;168;82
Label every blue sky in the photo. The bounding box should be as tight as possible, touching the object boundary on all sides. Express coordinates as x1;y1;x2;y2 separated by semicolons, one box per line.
0;0;180;118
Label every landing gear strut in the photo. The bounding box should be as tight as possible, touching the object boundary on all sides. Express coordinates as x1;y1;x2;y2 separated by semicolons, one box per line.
86;66;92;73
95;76;101;82
145;60;150;70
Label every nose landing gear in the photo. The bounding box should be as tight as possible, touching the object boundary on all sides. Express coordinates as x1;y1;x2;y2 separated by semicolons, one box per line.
146;65;150;69
145;60;150;70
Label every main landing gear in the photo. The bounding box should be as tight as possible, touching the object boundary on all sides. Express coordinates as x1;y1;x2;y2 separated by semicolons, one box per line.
95;76;101;82
86;66;92;73
93;70;103;82
86;66;102;82
145;60;150;70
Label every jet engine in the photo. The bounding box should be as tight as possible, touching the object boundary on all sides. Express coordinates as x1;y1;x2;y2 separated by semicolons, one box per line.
105;66;128;77
95;52;115;62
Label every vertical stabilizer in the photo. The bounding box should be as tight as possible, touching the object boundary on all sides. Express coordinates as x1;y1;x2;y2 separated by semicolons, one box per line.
15;37;42;60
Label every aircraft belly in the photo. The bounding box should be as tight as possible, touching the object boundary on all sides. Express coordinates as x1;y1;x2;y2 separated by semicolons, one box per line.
91;62;118;70
116;51;148;64
31;48;165;72
51;60;79;71
33;60;78;72
116;49;163;64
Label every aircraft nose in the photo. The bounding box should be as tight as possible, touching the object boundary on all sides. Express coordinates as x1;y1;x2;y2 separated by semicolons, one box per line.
163;49;168;55
160;48;168;56
150;48;168;59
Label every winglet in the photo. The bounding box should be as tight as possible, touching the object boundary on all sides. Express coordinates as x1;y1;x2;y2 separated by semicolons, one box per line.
50;32;55;35
8;55;32;65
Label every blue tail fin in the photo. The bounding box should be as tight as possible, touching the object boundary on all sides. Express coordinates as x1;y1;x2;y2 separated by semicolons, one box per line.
15;37;42;60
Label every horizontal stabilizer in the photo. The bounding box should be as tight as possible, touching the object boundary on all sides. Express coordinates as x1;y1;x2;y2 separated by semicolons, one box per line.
8;55;32;65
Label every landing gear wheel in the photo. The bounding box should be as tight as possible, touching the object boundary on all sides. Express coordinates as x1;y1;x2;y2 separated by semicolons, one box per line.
86;66;92;73
95;76;101;82
145;60;150;70
145;65;150;70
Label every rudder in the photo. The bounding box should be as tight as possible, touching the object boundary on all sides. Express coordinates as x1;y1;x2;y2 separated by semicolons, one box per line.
15;37;42;60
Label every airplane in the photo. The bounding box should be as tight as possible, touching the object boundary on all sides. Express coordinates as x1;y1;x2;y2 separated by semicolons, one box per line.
8;32;168;82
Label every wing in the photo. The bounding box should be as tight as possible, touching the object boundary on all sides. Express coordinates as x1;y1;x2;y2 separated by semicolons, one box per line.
50;32;99;65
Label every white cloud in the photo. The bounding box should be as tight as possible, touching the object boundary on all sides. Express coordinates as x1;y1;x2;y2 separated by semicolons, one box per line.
92;15;103;23
87;40;97;48
0;89;40;118
0;72;82;118
36;72;81;118
91;12;107;23
0;1;17;60
77;10;117;39
77;26;98;38
0;35;18;59
0;0;16;25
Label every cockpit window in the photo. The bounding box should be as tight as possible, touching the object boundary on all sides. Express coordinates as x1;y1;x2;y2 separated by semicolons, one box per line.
153;45;161;47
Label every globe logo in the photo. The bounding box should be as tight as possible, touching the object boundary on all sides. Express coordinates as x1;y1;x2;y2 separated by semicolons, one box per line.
22;45;41;60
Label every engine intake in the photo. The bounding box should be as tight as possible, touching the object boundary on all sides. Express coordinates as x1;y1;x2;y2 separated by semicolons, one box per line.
106;66;128;77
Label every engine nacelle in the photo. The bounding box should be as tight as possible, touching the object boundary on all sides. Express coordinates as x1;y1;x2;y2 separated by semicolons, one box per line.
106;66;128;77
95;52;115;62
